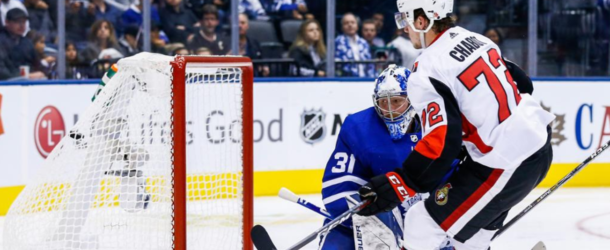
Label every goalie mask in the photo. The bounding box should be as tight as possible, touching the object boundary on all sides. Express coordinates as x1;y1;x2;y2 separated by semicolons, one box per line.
373;65;416;141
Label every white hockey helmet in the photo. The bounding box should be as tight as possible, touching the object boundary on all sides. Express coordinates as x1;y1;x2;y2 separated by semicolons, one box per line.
394;0;454;33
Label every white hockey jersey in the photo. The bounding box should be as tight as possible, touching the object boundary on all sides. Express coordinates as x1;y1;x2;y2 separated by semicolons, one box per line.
404;26;555;175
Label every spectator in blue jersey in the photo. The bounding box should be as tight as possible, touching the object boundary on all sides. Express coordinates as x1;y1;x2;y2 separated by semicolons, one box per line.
319;65;453;250
121;0;161;28
335;13;375;77
266;0;311;20
239;0;266;20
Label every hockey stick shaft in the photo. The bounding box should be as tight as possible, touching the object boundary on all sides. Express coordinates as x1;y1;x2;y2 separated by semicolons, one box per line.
287;199;372;250
493;139;610;240
278;188;353;229
278;188;331;218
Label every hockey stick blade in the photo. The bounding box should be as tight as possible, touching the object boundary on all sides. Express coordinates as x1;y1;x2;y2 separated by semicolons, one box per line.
251;225;278;250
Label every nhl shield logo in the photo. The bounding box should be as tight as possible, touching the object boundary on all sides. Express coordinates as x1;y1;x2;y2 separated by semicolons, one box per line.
435;183;453;206
300;109;326;144
410;134;419;142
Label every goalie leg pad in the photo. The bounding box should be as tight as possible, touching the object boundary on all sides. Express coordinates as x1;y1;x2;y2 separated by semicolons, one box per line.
349;195;403;250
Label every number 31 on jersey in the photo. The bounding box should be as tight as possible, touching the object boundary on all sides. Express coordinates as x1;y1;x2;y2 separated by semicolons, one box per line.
331;152;356;174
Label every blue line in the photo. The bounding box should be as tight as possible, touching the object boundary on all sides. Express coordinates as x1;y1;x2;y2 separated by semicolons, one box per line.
1;77;610;86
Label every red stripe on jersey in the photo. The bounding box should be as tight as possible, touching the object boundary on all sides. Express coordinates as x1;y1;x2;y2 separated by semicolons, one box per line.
429;29;448;47
415;125;447;160
440;169;504;231
461;114;493;154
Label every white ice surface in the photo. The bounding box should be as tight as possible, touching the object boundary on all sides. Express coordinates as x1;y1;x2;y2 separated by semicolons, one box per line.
1;188;609;249
252;188;610;250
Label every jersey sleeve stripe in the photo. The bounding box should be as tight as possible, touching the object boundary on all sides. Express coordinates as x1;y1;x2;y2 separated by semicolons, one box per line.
322;191;358;205
412;77;462;163
322;175;368;189
439;168;504;231
402;77;463;193
414;125;447;160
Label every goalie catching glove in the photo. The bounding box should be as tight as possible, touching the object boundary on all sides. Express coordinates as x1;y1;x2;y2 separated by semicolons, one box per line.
357;171;416;216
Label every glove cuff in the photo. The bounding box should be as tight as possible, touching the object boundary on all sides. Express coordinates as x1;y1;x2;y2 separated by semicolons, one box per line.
386;172;416;202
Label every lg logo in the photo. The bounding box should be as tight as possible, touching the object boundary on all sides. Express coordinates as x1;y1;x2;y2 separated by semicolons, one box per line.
34;106;65;158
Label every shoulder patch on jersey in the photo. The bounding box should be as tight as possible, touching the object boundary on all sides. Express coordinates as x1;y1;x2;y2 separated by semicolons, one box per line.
410;134;419;142
435;183;452;206
450;32;458;39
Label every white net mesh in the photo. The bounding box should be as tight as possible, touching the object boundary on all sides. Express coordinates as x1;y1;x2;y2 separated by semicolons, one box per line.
3;53;247;250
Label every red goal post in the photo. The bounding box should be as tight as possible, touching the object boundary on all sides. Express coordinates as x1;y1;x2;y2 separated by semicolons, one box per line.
3;53;254;250
1;52;253;250
171;56;254;250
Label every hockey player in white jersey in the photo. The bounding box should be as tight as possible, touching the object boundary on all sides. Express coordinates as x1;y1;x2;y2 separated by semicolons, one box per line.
357;0;556;250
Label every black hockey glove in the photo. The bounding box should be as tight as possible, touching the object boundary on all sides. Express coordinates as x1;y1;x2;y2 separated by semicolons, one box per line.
357;172;416;216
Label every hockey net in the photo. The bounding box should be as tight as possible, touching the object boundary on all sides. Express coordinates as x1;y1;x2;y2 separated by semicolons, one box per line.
3;53;253;250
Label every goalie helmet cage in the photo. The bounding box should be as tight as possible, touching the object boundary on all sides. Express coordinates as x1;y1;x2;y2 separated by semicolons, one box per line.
3;53;253;250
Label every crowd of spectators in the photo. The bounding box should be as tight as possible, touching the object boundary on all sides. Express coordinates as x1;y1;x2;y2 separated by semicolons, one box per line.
0;0;608;80
0;0;413;80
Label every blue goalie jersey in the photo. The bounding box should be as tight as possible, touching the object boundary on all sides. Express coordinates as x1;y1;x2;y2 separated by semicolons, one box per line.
320;107;422;249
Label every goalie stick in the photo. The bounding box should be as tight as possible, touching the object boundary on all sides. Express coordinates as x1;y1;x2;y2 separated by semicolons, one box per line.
253;133;600;250
276;187;546;250
278;188;352;229
252;198;373;250
493;139;610;240
278;188;331;218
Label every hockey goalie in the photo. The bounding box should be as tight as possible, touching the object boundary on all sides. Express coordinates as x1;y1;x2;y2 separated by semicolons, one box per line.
319;65;454;250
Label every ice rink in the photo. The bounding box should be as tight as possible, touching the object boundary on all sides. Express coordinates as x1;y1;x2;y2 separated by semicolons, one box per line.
1;188;609;249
